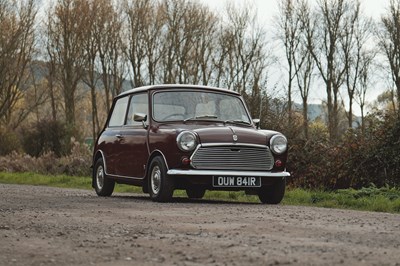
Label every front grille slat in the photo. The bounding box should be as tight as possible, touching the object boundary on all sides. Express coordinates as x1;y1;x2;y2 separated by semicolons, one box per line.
191;145;274;171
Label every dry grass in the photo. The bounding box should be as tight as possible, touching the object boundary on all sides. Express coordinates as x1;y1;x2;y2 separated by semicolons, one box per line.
0;141;91;176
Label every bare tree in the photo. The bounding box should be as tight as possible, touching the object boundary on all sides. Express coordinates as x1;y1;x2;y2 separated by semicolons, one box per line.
307;0;359;141
161;0;199;84
355;50;375;134
377;0;400;115
82;0;101;141
45;38;59;122
13;64;49;127
213;24;235;88
160;0;186;84
0;0;36;128
46;0;88;135
175;3;219;85
141;0;165;85
341;3;374;128
124;0;149;87
140;0;216;85
277;0;302;127
217;3;268;96
246;44;271;120
294;0;316;140
192;7;218;85
96;0;125;112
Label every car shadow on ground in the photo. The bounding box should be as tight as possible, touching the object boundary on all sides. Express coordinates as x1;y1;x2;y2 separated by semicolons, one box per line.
111;194;261;205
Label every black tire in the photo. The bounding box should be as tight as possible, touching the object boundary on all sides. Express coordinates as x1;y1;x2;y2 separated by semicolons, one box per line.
258;178;286;204
93;158;115;197
148;156;174;202
186;188;206;199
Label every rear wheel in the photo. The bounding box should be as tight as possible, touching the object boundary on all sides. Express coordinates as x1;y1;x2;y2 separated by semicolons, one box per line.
94;158;115;197
186;188;206;199
258;178;285;204
148;156;174;202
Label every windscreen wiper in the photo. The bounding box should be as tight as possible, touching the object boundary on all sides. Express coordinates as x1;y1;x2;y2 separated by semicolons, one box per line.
184;115;218;122
223;119;251;125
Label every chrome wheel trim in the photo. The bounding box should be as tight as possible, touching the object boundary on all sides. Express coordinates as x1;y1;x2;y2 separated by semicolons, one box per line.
151;165;161;195
96;165;104;190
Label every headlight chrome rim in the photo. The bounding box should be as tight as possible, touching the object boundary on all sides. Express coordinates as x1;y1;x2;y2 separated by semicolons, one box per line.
270;135;287;155
177;131;197;152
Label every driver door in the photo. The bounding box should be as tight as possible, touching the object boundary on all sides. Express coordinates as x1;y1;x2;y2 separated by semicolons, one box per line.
117;93;149;178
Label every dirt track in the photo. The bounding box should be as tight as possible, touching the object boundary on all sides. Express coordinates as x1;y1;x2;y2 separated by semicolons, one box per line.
1;184;400;266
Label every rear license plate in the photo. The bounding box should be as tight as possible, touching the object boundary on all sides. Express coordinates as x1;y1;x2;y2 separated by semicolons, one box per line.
212;176;261;187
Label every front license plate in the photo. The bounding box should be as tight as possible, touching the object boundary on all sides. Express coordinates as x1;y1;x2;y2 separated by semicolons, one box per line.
213;176;261;187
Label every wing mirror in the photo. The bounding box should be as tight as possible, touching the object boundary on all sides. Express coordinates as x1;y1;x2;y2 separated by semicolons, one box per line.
253;119;260;129
134;113;148;129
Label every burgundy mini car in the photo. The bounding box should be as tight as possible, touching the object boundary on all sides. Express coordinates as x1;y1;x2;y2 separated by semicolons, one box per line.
92;85;289;203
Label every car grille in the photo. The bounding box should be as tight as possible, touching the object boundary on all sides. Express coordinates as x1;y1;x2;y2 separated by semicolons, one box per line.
191;145;274;171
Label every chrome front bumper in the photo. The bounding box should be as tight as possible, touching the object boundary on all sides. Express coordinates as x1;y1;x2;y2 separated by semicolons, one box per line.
167;169;290;177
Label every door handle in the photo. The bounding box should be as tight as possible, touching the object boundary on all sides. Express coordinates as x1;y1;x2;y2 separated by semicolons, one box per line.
116;134;123;139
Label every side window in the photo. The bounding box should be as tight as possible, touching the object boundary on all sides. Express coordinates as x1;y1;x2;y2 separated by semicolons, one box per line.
126;93;148;126
108;96;129;127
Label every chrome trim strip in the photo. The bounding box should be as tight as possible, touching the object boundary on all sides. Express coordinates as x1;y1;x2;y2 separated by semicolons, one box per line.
149;149;170;170
199;143;268;148
97;150;108;173
107;173;144;180
167;169;290;177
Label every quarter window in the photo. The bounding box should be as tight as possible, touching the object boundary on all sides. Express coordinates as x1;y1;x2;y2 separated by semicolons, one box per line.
126;93;148;126
108;97;129;127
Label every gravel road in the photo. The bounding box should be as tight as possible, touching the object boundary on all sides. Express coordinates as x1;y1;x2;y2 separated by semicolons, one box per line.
1;184;400;266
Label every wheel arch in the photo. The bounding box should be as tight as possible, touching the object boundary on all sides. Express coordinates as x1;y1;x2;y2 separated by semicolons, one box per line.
144;150;169;185
92;150;106;188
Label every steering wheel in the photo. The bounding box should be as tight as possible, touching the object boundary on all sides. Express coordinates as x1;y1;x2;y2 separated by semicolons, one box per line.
163;113;185;120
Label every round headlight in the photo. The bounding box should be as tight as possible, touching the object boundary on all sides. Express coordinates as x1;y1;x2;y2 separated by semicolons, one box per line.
270;135;287;154
177;131;197;152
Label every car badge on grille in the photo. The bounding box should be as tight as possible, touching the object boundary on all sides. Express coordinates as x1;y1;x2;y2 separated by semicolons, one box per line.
233;134;238;142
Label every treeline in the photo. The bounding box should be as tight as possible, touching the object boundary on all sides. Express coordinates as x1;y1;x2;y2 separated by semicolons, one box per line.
0;0;400;189
1;0;271;141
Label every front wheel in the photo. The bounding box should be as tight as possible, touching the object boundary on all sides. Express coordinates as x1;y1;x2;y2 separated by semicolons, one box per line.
258;178;286;204
148;156;174;202
94;158;115;197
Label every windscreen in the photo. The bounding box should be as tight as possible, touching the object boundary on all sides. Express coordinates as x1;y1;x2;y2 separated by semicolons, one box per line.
153;90;251;123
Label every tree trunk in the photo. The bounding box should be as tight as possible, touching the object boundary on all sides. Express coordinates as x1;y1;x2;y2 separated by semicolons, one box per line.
64;84;76;138
90;85;99;142
302;98;309;140
348;97;353;128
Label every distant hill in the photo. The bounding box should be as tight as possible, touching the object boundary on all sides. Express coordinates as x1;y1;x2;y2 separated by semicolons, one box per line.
294;102;361;127
29;60;132;91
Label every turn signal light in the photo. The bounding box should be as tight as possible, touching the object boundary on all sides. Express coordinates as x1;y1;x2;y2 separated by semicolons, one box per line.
182;157;191;165
275;160;283;168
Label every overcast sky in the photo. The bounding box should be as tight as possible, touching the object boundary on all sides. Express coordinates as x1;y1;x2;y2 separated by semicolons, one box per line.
199;0;390;23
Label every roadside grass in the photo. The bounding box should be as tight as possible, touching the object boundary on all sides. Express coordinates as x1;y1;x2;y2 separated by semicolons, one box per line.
1;172;399;213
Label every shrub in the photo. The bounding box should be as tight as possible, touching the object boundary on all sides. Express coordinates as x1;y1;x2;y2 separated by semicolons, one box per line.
21;120;70;157
0;130;22;155
287;112;400;190
287;135;337;189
